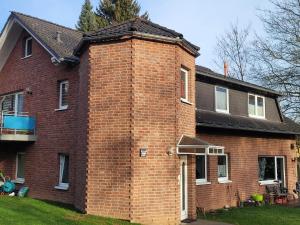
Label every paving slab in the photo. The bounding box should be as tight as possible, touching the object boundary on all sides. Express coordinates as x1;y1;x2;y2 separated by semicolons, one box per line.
181;219;233;225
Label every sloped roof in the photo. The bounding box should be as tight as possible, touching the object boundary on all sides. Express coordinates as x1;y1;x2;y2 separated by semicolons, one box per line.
196;65;281;97
75;17;200;56
196;109;300;135
11;12;83;61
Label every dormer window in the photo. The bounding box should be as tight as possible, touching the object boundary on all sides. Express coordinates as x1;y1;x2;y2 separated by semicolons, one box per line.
215;86;229;113
24;37;32;58
248;94;265;118
180;68;189;102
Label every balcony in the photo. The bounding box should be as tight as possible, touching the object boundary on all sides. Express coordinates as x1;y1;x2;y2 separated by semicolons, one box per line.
0;112;37;142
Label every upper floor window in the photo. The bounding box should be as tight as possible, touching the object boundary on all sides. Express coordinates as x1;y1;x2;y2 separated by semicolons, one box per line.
58;80;69;110
24;37;32;58
215;86;229;113
180;68;189;102
248;94;265;118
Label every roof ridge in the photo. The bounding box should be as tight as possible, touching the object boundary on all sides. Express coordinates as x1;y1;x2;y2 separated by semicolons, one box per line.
11;11;82;34
140;19;183;38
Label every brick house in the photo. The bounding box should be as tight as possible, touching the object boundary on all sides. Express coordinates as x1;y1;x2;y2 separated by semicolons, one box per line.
0;12;299;225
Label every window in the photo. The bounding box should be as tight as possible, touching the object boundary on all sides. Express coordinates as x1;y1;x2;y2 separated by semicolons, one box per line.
258;156;285;186
1;92;24;115
57;154;69;190
180;68;188;102
58;81;69;110
24;37;32;58
218;154;229;182
248;94;265;118
196;155;207;184
215;86;229;113
16;152;25;182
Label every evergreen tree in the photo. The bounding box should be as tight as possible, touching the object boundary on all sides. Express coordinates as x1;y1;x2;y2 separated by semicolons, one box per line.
96;0;149;28
76;0;98;32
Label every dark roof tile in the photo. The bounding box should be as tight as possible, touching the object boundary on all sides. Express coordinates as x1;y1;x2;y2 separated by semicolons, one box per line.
196;109;300;135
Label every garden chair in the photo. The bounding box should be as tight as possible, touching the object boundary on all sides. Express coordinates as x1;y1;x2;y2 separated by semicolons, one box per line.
265;183;288;204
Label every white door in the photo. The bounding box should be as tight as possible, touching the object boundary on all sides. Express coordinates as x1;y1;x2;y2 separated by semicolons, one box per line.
180;156;188;220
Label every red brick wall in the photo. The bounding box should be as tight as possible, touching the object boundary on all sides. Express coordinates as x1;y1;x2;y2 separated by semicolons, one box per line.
195;132;297;211
84;41;133;220
0;30;80;204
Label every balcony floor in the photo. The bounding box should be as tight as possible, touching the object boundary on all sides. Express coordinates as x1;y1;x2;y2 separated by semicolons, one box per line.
0;134;37;142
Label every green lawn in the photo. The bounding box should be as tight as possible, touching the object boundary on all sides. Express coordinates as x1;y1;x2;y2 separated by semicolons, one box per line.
0;197;138;225
201;205;300;225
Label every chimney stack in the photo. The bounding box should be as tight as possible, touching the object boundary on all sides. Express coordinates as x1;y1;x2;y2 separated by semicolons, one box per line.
224;61;228;77
56;31;62;43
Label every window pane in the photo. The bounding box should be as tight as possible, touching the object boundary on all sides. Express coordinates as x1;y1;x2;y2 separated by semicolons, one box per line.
181;70;187;100
17;94;24;115
61;155;69;184
17;153;25;179
1;95;15;113
248;95;255;115
257;97;264;117
259;157;275;181
60;82;69;107
27;39;32;56
218;155;227;178
276;157;284;185
216;87;227;111
196;155;205;180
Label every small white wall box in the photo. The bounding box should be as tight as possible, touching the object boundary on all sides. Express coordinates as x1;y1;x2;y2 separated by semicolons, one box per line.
140;148;147;157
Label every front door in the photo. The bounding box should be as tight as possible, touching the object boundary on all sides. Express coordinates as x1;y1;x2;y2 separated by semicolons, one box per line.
180;156;188;220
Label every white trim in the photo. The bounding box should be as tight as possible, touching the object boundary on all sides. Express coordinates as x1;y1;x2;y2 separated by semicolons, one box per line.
215;86;229;114
24;37;32;58
248;93;265;119
180;99;193;105
196;181;211;185
218;154;229;182
196;154;208;184
180;68;189;102
12;178;25;184
180;156;188;221
218;180;232;184
58;81;69;110
54;184;69;190
15;152;25;181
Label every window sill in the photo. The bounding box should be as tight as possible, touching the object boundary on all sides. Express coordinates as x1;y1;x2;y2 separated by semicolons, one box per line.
196;181;211;186
54;185;69;191
249;115;266;120
12;179;25;184
181;99;193;105
21;55;32;60
216;110;230;115
218;180;232;184
259;180;277;185
55;107;69;112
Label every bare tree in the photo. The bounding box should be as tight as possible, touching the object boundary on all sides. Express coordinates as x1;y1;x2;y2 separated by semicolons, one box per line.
252;0;300;121
214;22;252;81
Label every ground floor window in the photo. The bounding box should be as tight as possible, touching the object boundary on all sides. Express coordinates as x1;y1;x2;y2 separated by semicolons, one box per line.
218;154;229;182
196;154;207;184
258;156;285;186
16;152;25;182
57;154;69;190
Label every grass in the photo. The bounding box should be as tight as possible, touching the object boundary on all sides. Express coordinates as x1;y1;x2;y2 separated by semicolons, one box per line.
200;205;300;225
0;197;138;225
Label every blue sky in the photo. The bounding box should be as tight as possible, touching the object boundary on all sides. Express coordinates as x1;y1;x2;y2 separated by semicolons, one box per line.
0;0;271;72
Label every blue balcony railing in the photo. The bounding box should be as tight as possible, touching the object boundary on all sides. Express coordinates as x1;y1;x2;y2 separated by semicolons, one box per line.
0;112;36;135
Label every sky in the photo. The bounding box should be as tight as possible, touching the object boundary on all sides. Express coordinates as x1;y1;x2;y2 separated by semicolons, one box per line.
0;0;272;72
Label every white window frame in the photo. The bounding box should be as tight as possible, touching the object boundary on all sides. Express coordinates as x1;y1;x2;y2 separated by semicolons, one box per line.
215;86;229;114
218;154;229;182
196;154;209;185
258;156;286;186
15;152;25;183
56;154;69;190
180;68;189;102
58;81;69;110
1;92;24;115
248;94;265;119
24;37;32;58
